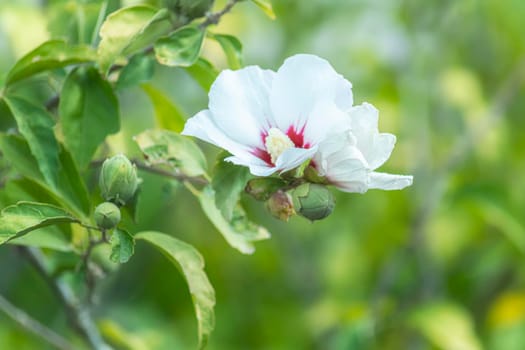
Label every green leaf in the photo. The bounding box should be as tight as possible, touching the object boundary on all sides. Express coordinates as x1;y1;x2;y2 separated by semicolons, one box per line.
110;228;135;263
9;226;72;252
185;57;218;92
135;231;215;349
251;0;276;20
212;152;252;221
209;33;243;70
47;1;109;45
0;133;45;185
141;83;186;132
55;143;91;217
4;40;96;86
0;134;91;218
410;302;482;350
154;25;205;67
0;202;79;245
4;95;60;189
116;54;155;90
198;185;270;254
134;129;207;177
59;66;120;169
97;6;171;74
0;179;73;252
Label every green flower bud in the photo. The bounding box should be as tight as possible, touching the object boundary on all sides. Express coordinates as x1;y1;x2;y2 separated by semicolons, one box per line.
94;202;121;230
290;183;335;221
266;190;295;221
245;178;287;201
99;154;139;206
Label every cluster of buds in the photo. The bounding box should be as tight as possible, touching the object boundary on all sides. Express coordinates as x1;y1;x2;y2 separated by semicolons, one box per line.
246;170;335;222
94;155;140;230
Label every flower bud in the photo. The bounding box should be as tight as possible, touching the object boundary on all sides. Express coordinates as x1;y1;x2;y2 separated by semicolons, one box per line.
99;154;139;206
245;178;287;201
290;183;335;221
94;202;121;230
266;190;295;221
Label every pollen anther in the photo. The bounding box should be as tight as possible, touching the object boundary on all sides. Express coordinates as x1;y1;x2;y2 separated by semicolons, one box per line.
265;128;294;164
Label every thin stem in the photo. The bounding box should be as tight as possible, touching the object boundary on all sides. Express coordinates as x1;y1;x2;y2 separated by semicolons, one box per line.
134;161;209;185
91;158;208;185
77;229;109;305
200;0;241;28
0;293;74;350
18;247;111;350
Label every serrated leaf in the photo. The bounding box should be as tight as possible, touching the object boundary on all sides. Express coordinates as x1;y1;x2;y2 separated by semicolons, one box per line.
134;129;207;177
141;83;185;132
209;33;243;70
116;54;155;90
154;25;205;67
185;57;218;92
251;0;276;20
97;6;171;74
4;95;60;189
198;185;270;254
110;228;135;263
0;202;79;245
212;152;252;221
4;40;96;86
0;133;91;218
59;66;120;169
135;231;215;349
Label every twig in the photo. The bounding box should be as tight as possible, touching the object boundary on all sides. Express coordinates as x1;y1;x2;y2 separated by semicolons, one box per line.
78;229;109;305
0;293;73;350
134;160;209;185
18;247;112;350
90;159;208;185
200;0;241;28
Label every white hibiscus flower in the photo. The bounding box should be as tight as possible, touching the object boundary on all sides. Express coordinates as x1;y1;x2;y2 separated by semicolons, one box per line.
182;54;353;176
313;102;413;193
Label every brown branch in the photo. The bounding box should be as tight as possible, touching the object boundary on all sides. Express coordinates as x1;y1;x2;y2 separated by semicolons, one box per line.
200;0;241;28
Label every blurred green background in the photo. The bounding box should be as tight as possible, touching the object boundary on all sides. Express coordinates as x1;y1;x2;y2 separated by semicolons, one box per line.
1;0;525;349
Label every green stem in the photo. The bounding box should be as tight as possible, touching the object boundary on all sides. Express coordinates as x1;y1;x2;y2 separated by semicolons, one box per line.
0;293;73;350
18;247;112;350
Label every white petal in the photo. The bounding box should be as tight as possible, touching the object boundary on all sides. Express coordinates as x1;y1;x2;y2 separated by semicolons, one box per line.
225;156;276;176
314;133;366;175
333;179;369;194
349;102;378;156
367;133;396;169
324;154;369;193
350;102;396;169
182;110;262;165
368;172;413;190
275;146;318;173
314;138;369;193
208;65;276;148
302;100;351;146
270;54;353;133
